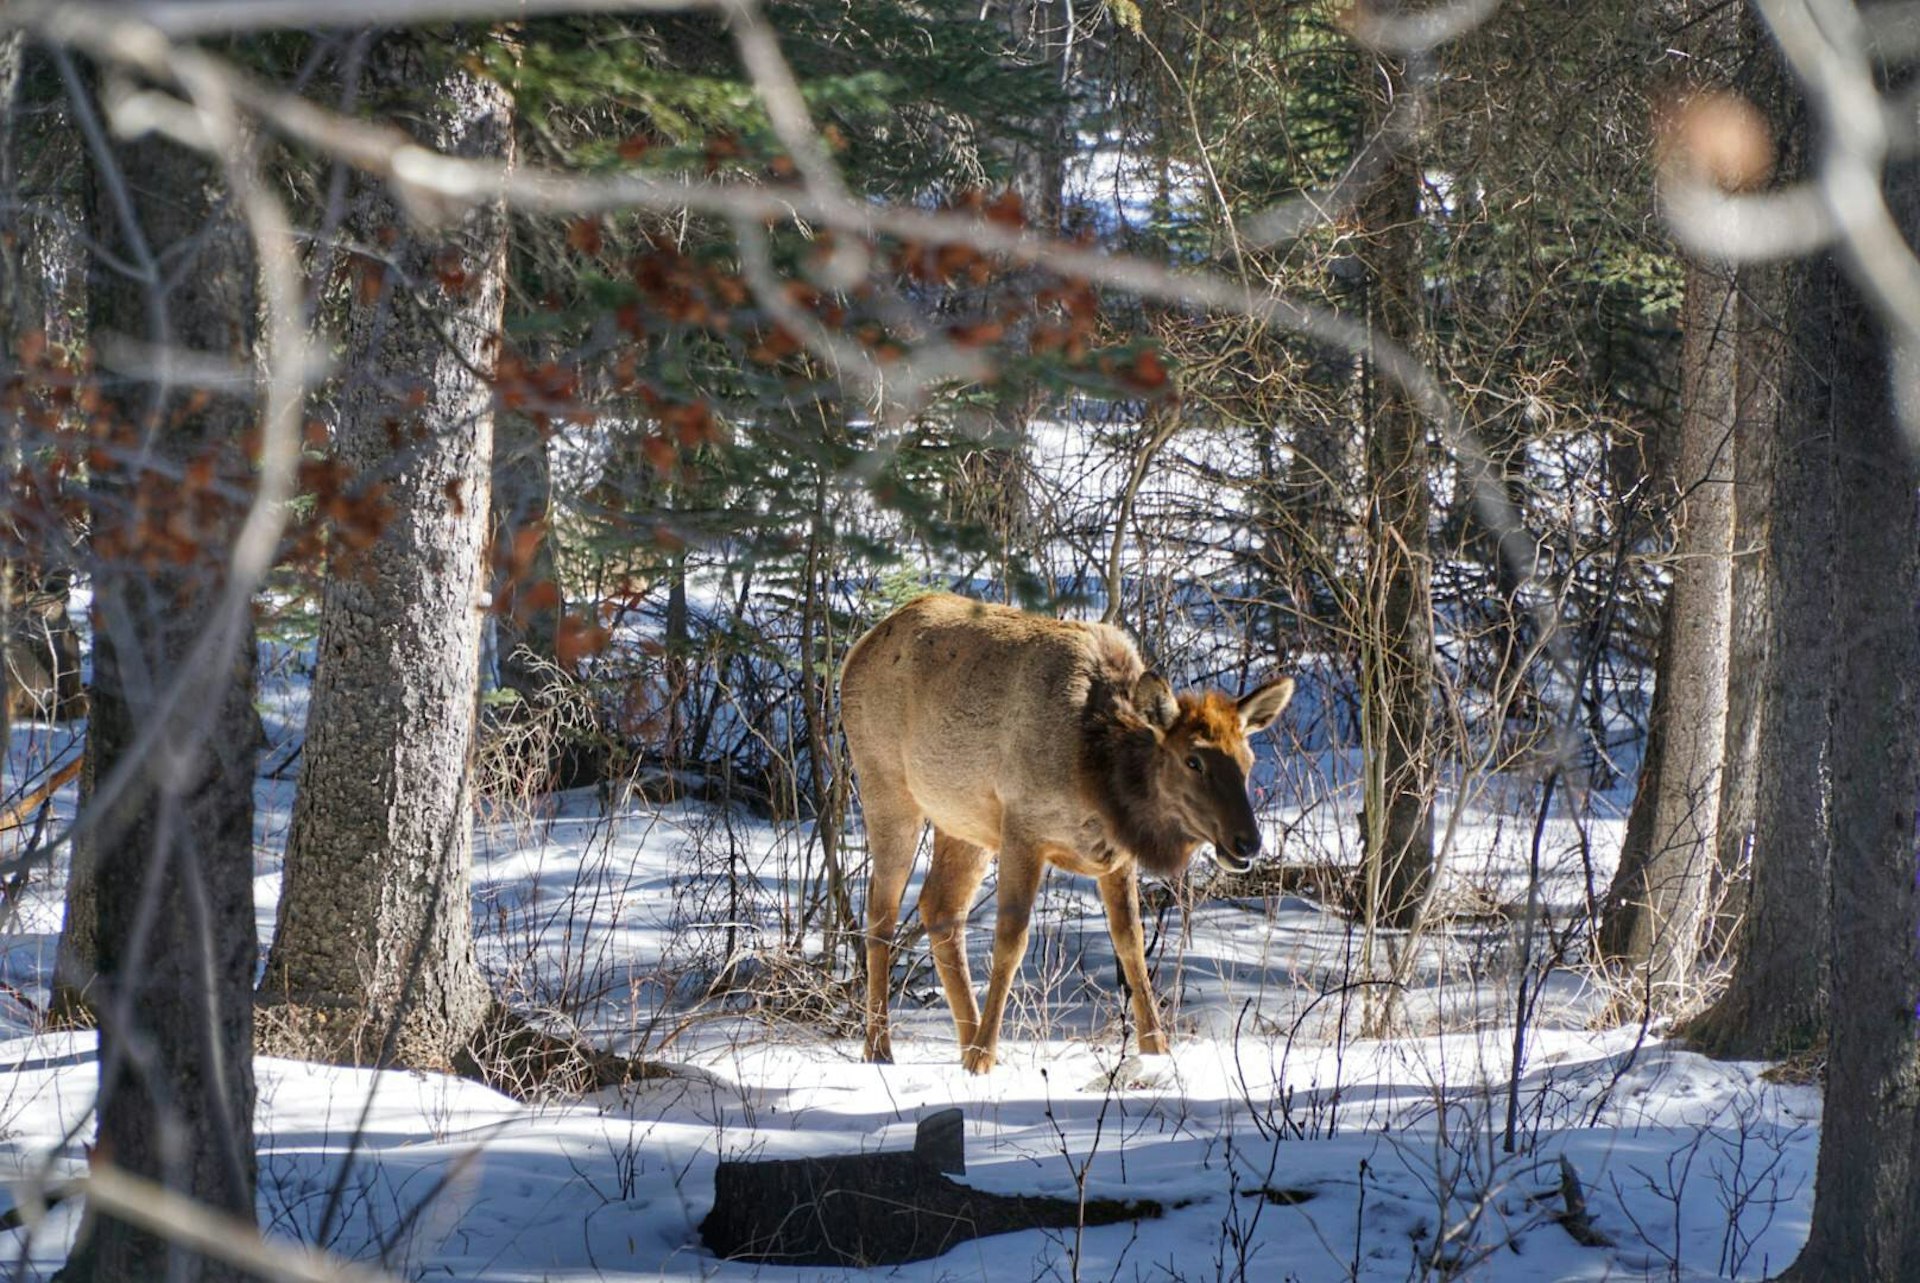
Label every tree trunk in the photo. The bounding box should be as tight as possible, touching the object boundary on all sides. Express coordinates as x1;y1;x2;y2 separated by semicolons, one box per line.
58;94;260;1283
257;35;510;1072
1598;259;1736;1012
1684;259;1831;1059
1355;48;1434;928
1777;126;1920;1276
1705;268;1773;952
1683;44;1829;1060
491;391;559;709
2;46;103;1017
1;41;90;727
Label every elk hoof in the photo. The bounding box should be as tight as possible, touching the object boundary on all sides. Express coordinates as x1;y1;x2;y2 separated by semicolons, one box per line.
1137;1030;1169;1056
865;1037;895;1065
961;1045;996;1075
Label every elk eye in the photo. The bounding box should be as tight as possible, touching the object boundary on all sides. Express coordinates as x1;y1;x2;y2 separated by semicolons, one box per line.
1185;754;1203;772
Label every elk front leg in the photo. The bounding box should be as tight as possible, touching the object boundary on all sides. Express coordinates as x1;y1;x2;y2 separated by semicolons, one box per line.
1097;867;1167;1055
965;842;1045;1074
922;828;991;1056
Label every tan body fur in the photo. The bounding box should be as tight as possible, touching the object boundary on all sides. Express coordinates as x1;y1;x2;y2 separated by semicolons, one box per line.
841;593;1292;1073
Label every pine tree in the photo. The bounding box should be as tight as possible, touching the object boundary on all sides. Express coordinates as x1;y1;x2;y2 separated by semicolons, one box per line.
257;32;511;1072
59;85;261;1283
1781;206;1920;1283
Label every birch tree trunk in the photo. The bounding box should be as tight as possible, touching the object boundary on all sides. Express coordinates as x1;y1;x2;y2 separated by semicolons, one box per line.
257;36;511;1072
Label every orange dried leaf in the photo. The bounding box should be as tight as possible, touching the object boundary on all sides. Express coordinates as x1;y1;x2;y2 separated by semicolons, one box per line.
353;256;386;307
433;246;471;295
518;579;561;615
642;436;679;475
505;522;545;576
985;190;1026;229
567;218;604;256
947;321;1005;348
555;614;611;670
1123;348;1170;392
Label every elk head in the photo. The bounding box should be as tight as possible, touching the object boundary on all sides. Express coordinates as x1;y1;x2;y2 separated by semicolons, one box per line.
1130;672;1295;875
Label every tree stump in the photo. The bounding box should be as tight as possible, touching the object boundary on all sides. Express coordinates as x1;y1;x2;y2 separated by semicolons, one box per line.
699;1108;1162;1266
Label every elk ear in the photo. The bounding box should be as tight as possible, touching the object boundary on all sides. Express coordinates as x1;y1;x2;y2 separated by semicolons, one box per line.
1132;671;1179;731
1238;676;1295;732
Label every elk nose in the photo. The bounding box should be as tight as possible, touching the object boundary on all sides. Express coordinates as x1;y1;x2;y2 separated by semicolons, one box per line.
1232;832;1260;861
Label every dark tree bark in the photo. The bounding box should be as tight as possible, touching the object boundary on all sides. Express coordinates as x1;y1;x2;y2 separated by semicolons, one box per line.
1599;258;1736;1009
490;396;560;710
57;83;260;1282
1684;36;1829;1059
2;44;89;733
1685;257;1831;1059
1778;159;1920;1283
1;29;23;765
1355;47;1434;928
257;36;510;1072
0;45;103;1016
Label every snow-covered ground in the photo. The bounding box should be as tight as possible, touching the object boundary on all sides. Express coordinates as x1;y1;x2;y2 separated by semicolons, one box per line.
0;652;1817;1281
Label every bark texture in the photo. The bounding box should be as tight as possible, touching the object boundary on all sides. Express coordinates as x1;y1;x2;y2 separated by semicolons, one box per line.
58;105;260;1282
6;50;91;998
1685;259;1830;1058
0;30;15;763
1356;46;1434;927
257;36;511;1071
1599;260;1736;1011
5;44;97;1016
1684;45;1829;1059
490;395;559;709
1780;162;1920;1283
1705;266;1772;950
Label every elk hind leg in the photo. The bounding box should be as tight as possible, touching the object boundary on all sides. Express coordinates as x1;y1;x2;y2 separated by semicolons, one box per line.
861;793;923;1063
921;828;991;1055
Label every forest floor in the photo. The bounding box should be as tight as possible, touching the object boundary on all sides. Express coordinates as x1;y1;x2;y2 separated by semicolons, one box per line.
0;650;1820;1282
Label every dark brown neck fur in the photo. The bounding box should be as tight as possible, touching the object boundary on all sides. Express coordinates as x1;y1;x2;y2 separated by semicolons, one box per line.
1077;681;1199;879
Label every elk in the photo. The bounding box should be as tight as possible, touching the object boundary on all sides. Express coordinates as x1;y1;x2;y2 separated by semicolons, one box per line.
840;593;1293;1073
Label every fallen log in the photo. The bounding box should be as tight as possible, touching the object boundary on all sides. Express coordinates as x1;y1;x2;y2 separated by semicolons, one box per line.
699;1107;1162;1266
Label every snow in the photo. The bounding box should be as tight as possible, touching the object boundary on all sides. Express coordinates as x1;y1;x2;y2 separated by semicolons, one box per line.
0;654;1817;1281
